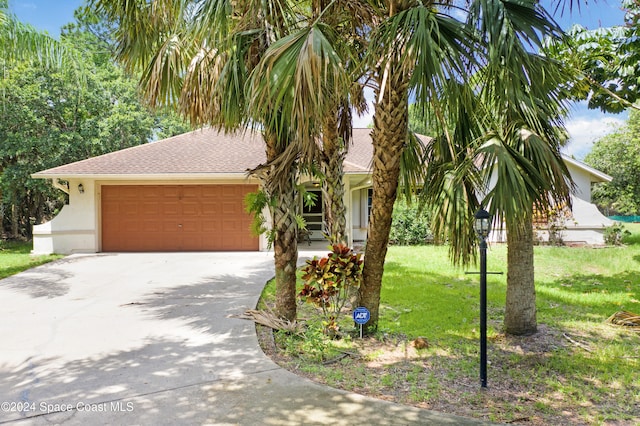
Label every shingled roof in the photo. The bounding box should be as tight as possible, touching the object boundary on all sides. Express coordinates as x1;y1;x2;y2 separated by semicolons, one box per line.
33;128;377;178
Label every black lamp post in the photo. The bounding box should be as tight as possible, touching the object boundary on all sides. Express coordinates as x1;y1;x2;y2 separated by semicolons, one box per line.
474;208;491;388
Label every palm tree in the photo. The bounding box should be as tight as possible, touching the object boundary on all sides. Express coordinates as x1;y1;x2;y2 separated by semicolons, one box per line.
91;0;303;320
358;1;475;331
422;0;575;335
248;0;372;247
470;0;574;335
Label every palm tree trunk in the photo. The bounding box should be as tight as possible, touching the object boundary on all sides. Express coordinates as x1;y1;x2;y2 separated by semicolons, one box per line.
263;131;299;322
272;174;298;321
504;210;537;335
360;69;410;332
321;113;347;244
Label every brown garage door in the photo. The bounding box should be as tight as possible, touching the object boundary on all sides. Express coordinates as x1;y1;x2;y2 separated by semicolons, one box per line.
101;185;258;251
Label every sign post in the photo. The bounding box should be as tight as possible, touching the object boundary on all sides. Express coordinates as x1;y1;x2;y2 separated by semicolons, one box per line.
352;307;370;338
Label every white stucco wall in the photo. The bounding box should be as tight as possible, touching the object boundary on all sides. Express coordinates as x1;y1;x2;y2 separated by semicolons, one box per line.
565;162;592;202
32;179;99;254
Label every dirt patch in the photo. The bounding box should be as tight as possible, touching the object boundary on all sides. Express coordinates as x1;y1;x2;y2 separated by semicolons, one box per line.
256;322;639;425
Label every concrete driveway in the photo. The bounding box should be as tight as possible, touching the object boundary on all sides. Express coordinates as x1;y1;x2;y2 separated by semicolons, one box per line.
0;253;490;425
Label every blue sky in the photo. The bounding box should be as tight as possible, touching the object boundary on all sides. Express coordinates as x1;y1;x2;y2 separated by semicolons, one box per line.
10;0;630;159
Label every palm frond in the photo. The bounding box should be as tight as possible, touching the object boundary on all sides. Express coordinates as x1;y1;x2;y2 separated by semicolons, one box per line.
369;5;476;105
0;5;65;67
248;23;351;160
477;124;573;232
398;132;427;202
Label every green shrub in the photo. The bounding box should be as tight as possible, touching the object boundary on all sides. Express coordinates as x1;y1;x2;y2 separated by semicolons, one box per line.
389;199;432;245
603;223;631;245
299;243;363;335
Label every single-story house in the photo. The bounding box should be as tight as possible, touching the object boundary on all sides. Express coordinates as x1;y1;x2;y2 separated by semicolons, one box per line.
31;128;613;254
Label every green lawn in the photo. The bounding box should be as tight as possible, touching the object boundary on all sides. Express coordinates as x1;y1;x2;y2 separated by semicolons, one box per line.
263;226;640;425
0;241;63;279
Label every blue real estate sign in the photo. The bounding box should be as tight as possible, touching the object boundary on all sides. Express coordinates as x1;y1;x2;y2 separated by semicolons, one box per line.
352;307;370;325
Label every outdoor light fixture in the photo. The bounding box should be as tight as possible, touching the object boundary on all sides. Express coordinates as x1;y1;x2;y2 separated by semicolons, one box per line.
474;208;491;239
78;183;85;194
474;208;491;388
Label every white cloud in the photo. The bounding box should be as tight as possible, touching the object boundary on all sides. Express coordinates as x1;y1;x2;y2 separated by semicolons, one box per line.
563;115;625;160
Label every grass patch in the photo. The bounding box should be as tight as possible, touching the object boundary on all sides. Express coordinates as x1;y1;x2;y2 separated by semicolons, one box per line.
260;233;640;425
0;241;63;279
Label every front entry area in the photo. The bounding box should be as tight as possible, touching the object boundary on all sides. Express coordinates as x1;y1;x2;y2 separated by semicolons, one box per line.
101;184;258;251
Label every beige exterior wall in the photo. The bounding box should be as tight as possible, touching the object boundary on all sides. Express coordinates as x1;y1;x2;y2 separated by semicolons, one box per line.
347;175;372;246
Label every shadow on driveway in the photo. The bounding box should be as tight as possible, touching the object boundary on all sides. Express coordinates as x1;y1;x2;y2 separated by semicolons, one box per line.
0;253;490;425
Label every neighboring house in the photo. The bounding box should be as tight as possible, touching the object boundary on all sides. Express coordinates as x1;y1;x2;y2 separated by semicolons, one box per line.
31;128;613;254
535;157;614;245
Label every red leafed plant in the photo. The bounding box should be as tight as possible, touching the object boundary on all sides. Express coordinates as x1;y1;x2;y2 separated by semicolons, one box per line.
299;243;363;334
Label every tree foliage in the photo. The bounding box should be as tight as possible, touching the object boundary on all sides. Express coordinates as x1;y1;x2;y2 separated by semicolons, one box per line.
584;110;640;215
0;9;189;238
546;0;640;113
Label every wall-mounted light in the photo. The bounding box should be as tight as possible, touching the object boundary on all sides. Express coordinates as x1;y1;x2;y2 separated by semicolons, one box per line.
78;183;85;194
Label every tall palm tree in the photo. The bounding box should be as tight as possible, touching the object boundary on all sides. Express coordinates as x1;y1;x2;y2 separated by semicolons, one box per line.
91;0;303;320
245;0;389;259
423;0;575;335
470;0;574;335
358;1;474;331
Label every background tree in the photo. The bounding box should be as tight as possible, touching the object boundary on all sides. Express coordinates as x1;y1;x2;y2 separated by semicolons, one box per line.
546;0;640;113
0;9;188;239
585;110;640;215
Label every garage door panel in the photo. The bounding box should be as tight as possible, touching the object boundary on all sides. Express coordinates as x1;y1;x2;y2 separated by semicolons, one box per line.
201;202;220;215
182;186;201;198
201;219;222;232
222;219;241;232
201;186;222;197
222;202;242;215
140;201;161;215
120;201;140;215
101;184;258;251
162;220;180;232
162;201;180;215
181;219;199;232
222;186;241;197
160;186;180;198
119;186;143;198
142;222;161;232
182;201;200;216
